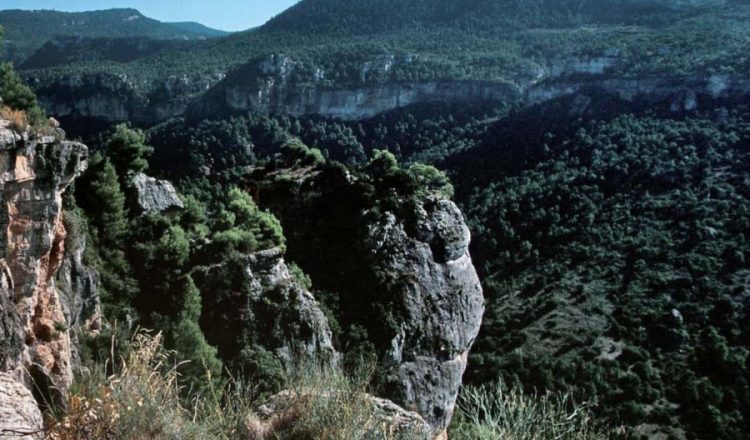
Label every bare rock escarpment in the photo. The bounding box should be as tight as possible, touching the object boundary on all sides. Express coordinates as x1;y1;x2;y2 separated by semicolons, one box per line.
193;246;338;370
0;118;89;404
250;164;484;437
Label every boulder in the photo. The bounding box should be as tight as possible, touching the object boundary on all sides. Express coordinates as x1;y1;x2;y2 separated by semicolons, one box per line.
0;373;43;440
129;172;184;213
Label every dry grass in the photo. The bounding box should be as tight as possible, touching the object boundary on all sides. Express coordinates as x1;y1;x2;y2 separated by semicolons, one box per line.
48;332;218;440
450;382;611;440
255;363;429;440
1;106;28;133
47;332;427;440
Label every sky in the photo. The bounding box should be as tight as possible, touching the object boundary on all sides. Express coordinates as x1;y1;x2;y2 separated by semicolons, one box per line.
0;0;300;31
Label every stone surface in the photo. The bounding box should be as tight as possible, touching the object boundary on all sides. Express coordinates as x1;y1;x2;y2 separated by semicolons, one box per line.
0;119;88;400
56;228;102;368
129;172;184;213
250;166;484;436
30;46;750;125
0;373;43;439
194;246;338;367
366;198;484;434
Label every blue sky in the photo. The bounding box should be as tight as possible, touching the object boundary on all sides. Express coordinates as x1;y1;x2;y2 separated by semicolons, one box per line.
0;0;300;31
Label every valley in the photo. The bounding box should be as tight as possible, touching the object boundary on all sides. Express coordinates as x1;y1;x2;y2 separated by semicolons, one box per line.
0;1;748;439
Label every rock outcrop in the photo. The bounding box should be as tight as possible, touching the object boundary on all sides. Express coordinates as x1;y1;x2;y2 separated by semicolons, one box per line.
0;118;88;401
368;198;484;435
0;373;43;440
250;165;484;437
27;49;750;125
129;172;184;213
55;224;101;368
193;246;338;368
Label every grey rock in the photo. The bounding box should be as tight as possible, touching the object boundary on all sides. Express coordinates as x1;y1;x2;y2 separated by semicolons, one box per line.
0;373;43;440
366;198;484;434
194;247;338;368
56;229;102;369
129;172;184;213
252;169;484;436
0;117;88;400
0;262;21;373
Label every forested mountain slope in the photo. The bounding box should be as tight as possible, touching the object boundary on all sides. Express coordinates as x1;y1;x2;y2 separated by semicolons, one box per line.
3;1;750;438
0;8;229;64
17;0;750;126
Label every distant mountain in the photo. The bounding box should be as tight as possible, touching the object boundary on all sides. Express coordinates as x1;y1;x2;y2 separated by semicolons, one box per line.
262;0;730;35
0;8;229;64
167;21;231;38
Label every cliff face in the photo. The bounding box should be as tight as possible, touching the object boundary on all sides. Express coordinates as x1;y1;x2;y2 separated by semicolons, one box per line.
250;165;484;437
31;71;223;125
0;118;89;402
27;50;750;125
193;246;338;369
366;198;484;436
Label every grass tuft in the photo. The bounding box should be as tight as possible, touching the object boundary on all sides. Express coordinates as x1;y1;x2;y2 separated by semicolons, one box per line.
1;106;28;133
450;381;611;440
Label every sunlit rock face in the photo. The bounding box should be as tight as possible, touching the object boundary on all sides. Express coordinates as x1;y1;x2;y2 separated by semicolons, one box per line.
249;165;484;437
0;117;89;401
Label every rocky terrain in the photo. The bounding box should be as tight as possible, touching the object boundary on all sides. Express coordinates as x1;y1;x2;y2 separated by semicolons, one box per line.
249;161;484;436
0;117;89;435
24;51;750;126
0;113;484;439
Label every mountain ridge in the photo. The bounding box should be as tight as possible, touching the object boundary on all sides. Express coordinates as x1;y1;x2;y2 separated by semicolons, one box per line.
0;8;230;64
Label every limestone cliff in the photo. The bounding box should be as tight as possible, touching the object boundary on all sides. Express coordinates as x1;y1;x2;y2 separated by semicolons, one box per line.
249;164;484;436
193;246;339;370
0;117;89;402
27;50;750;125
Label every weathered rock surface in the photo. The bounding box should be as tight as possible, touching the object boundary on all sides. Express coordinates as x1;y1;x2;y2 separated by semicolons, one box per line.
0;373;43;440
129;172;184;213
368;198;484;435
27;48;750;125
194;246;338;367
0;118;88;399
250;166;484;436
56;226;101;368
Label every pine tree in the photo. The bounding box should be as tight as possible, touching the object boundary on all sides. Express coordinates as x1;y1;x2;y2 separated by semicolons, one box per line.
107;124;154;178
170;276;222;389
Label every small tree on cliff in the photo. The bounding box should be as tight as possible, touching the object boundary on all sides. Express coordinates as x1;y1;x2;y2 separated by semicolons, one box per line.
170;275;223;390
77;153;138;315
107;124;154;179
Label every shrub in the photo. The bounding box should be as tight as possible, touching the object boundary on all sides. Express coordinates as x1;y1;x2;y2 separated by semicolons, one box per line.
450;381;610;440
0;105;27;132
48;331;429;440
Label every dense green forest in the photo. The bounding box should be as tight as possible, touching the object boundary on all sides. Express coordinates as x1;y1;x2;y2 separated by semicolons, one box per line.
16;0;750;98
0;8;228;64
129;94;750;438
4;1;750;438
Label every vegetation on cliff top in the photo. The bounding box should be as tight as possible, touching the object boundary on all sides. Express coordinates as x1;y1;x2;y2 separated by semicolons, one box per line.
16;0;750;97
0;8;228;64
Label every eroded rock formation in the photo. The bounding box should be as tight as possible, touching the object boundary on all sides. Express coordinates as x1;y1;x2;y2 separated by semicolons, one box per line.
193;246;338;369
0;372;43;440
250;165;484;436
128;172;185;213
0;118;88;400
